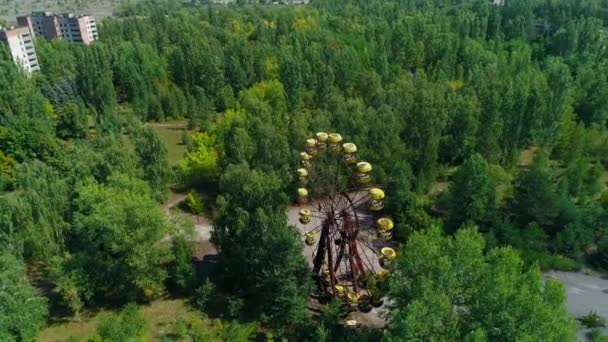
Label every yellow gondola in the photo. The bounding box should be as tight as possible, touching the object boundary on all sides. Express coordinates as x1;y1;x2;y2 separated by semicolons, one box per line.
334;284;346;297
356;162;372;184
297;188;309;204
346;292;360;311
297;168;308;182
315;132;328;150
305;231;317;246
368;188;385;211
377;217;394;241
328;133;343;152
306;138;318;157
342;143;358;163
300;152;312;168
299;209;312;224
380;247;396;268
345;320;358;328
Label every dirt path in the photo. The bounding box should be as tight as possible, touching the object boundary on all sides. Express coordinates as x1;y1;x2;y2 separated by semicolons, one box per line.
162;192;214;244
162;192;187;213
148;121;188;130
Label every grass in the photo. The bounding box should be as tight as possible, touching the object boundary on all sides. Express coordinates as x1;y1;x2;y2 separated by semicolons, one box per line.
37;299;197;342
149;121;193;167
518;146;540;168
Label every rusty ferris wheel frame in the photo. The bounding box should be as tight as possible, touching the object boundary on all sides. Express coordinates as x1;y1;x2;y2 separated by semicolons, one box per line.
295;132;396;302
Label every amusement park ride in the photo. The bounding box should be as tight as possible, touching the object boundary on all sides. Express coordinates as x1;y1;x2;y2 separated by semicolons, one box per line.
294;132;397;314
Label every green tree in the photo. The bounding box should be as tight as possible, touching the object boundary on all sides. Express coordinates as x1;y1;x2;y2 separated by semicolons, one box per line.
186;191;205;217
510;151;558;229
131;125;172;201
55;101;89;140
534;57;573;148
0;252;48;341
6;161;70;258
212;164;310;332
280;53;302;112
0;150;16;190
441;89;480;164
74;43;117;115
65;174;172;304
402;76;447;190
0;55;58;163
179;133;219;187
447;154;496;231
385;226;576;341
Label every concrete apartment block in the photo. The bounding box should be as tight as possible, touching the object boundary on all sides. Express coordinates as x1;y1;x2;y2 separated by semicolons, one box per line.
18;12;98;45
0;25;40;74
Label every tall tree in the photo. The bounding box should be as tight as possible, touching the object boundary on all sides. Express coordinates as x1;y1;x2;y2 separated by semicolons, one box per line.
0;252;48;341
447;154;496;231
212;164;311;332
74;43;117;115
63;173;172;304
131;125;172;201
510;151;558;229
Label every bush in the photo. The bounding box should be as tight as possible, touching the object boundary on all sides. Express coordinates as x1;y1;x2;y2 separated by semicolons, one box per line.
192;279;246;320
170;315;257;342
181;129;191;147
589;329;608;342
96;304;146;341
167;235;196;295
186;191;204;216
579;311;607;329
601;191;608;209
521;250;581;272
192;279;216;312
588;238;608;271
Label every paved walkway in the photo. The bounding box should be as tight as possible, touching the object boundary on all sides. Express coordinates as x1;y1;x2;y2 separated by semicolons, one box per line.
545;271;608;340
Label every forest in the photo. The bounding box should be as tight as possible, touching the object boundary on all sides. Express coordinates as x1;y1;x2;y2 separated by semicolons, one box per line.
1;0;608;340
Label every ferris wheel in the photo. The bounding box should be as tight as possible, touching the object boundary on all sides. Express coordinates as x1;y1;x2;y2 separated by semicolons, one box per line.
294;132;397;312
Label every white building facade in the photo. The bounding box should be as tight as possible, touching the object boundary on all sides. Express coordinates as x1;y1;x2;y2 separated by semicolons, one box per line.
0;26;40;73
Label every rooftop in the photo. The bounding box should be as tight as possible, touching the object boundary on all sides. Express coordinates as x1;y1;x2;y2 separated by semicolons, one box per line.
29;11;94;19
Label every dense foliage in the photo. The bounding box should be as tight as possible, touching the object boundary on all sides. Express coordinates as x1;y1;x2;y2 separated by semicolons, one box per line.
0;0;607;339
385;226;576;340
0;253;48;341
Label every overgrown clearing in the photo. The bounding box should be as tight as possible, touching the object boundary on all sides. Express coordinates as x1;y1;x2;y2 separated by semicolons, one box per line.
38;299;194;342
149;121;192;166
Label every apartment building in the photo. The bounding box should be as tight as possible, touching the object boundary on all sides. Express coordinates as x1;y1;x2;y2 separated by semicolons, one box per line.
17;12;98;45
0;26;40;73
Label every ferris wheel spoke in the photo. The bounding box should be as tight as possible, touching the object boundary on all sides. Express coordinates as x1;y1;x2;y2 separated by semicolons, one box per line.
357;241;376;274
350;194;371;209
358;236;380;257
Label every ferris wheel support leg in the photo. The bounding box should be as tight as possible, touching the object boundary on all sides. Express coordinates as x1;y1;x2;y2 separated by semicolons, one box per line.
312;224;327;276
313;222;338;296
326;226;337;296
349;241;360;293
